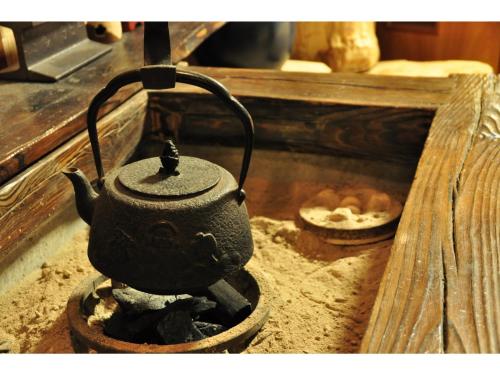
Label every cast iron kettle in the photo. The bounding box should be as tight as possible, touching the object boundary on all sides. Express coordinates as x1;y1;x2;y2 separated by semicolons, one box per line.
64;24;255;295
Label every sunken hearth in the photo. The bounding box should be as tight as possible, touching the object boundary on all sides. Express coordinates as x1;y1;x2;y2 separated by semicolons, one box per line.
67;267;270;353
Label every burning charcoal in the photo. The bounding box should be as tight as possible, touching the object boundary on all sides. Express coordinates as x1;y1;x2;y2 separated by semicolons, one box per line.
112;286;190;315
193;321;226;337
156;310;206;344
207;279;252;326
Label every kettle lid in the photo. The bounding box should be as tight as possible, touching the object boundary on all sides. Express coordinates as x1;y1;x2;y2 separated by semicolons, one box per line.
118;156;221;198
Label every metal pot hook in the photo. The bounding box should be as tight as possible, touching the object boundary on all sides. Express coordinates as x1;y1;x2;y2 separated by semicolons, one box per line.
86;23;254;203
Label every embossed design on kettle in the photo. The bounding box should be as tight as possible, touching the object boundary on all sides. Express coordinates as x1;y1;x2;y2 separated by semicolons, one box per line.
105;228;135;264
147;220;179;249
192;232;218;264
193;232;241;268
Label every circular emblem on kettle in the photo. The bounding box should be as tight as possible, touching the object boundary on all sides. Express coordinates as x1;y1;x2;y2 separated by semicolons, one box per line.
147;220;179;249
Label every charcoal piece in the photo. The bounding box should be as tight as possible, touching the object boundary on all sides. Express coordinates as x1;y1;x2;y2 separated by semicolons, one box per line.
103;312;136;342
191;296;217;315
207;279;252;326
103;288;218;345
126;309;168;336
112;286;190;315
163;296;216;317
193;321;226;337
156;310;206;344
82;289;100;316
103;308;169;344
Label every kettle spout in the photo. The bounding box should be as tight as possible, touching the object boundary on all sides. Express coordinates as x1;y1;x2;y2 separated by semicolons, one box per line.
62;167;99;225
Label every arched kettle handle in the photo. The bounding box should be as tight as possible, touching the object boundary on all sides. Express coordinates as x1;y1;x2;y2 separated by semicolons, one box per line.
86;66;255;203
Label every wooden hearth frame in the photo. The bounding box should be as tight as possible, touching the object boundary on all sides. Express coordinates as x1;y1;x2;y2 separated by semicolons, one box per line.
0;26;498;353
147;68;499;353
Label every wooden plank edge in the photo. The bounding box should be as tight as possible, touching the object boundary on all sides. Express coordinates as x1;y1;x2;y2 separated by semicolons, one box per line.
0;90;147;269
177;66;456;110
446;74;500;352
147;90;435;165
360;74;489;353
0;22;223;185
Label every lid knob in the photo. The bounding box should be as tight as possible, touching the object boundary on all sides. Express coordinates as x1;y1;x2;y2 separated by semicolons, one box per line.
159;140;180;175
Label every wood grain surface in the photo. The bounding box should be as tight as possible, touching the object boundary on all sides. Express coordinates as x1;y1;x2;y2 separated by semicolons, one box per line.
360;74;500;353
0;22;223;185
174;66;455;109
446;75;500;352
148;67;455;164
0;91;147;270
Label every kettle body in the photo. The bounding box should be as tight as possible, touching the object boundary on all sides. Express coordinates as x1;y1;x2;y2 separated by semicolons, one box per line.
64;66;255;295
87;157;253;294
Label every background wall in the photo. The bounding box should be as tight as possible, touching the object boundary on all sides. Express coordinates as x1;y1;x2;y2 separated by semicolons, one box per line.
376;22;500;72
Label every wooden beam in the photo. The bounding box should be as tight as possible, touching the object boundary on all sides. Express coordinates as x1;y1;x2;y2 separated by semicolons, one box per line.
360;74;499;353
0;22;223;185
174;66;455;109
0;91;147;269
446;75;500;352
148;67;454;164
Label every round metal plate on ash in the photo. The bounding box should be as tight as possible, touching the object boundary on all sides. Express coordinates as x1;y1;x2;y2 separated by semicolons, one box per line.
298;187;403;245
118;156;221;197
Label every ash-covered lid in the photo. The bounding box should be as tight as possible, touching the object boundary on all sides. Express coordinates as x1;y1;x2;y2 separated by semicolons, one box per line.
118;156;221;198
